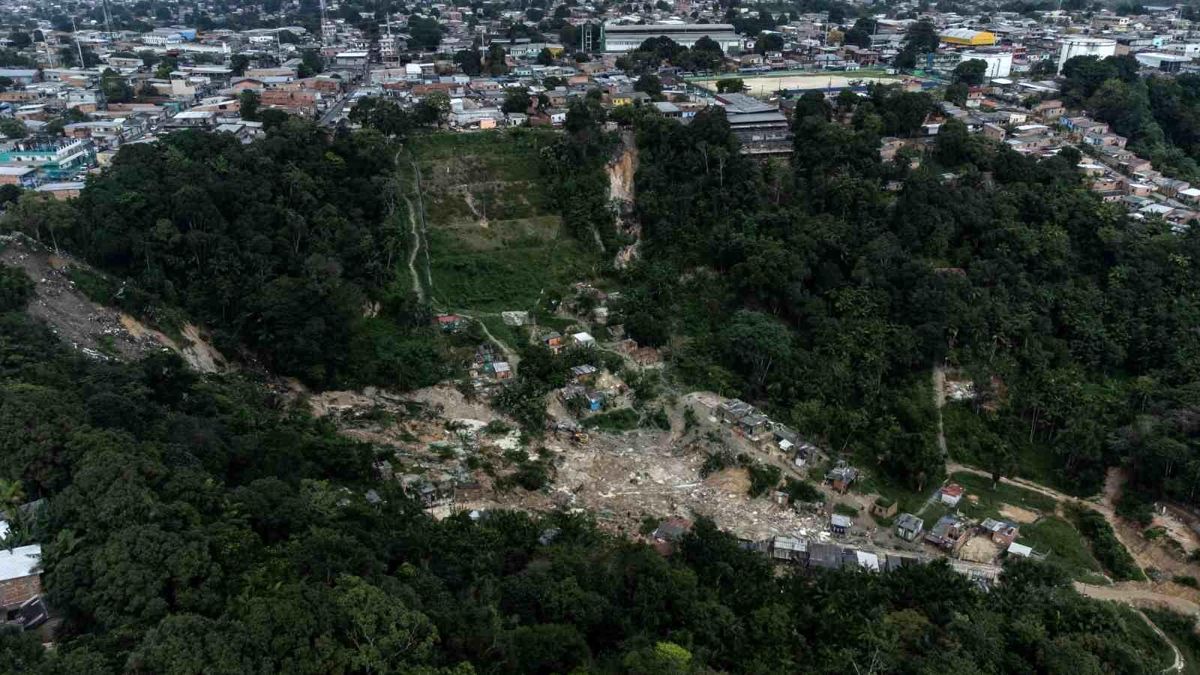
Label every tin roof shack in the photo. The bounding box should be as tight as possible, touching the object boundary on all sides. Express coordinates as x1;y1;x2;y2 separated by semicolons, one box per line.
542;331;564;354
738;412;770;440
896;513;925;542
399;473;455;509
925;514;971;553
561;384;604;413
718;399;754;425
979;518;1020;547
770;536;807;563
830;514;853;536
825;461;859;493
489;361;513;381
1007;542;1033;558
806;542;845;571
569;364;598;384
0;545;41;619
651;517;693;555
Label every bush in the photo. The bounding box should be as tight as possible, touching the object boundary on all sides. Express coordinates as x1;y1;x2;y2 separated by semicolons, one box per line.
484;420;512;435
746;462;781;498
700;451;736;478
1116;492;1155;528
1071;506;1145;581
785;477;823;504
1173;575;1199;588
0;265;33;311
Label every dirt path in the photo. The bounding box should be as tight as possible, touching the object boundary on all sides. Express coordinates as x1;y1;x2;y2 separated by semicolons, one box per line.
933;364;948;457
1077;581;1200;618
1076;580;1193;673
407;157;432;302
949;460;1159;580
403;193;425;302
458;311;520;367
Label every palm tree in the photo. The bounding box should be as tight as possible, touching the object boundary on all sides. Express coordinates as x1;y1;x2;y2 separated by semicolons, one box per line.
0;479;25;548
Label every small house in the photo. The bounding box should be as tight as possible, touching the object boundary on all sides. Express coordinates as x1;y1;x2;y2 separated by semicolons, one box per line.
719;399;753;424
895;513;924;542
854;550;880;572
0;544;40;616
884;553;922;572
572;331;596;348
807;542;844;570
938;483;965;507
770;536;806;562
925;514;970;553
738;413;770;439
491;361;513;380
826;462;859;493
543;331;564;354
830;514;853;536
569;364;598;383
871;497;898;519
980;518;1020;546
435;313;464;333
581;390;604;411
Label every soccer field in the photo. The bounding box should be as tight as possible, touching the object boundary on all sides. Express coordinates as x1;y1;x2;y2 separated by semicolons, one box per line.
692;73;903;96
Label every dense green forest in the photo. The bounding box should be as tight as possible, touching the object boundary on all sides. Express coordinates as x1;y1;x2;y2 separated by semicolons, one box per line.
0;279;1178;672
613;83;1200;507
3;120;447;389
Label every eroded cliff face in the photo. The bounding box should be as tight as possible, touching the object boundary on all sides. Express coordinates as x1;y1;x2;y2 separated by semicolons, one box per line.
607;131;641;268
607;132;637;204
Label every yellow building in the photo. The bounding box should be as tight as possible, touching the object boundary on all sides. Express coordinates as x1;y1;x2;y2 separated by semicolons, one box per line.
939;29;997;46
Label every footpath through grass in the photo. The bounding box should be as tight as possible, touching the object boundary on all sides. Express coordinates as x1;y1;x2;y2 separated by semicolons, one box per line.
404;130;603;312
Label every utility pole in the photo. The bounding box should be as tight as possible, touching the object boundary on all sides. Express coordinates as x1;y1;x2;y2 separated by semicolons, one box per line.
102;0;115;42
71;16;85;68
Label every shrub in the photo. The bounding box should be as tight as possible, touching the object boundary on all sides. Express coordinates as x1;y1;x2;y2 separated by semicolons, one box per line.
0;265;33;312
1070;506;1144;581
785;478;823;504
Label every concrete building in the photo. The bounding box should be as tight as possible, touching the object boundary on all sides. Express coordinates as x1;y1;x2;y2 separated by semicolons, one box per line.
603;23;741;54
1135;52;1192;73
714;93;792;156
0;139;95;180
0;545;40;611
1057;37;1117;74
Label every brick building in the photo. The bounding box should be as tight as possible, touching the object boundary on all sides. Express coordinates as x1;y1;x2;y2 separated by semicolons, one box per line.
0;544;41;610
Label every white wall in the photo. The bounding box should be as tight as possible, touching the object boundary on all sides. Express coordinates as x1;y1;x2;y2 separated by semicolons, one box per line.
1056;39;1117;74
959;51;1012;78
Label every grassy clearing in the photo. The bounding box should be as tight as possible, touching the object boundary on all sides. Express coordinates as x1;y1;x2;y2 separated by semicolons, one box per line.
948;471;1059;519
429;235;599;311
1017;516;1103;579
850;470;926;516
406;130;602;312
582;408;640;432
477;314;526;352
942;402;1088;497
